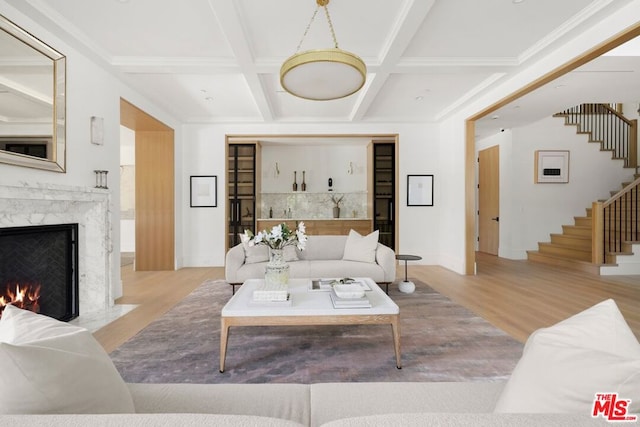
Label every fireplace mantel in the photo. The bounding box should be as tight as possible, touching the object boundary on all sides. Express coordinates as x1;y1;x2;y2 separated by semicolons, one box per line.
0;183;114;317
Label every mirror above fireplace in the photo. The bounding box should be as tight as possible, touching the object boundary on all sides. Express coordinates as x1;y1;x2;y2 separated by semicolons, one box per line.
0;15;66;172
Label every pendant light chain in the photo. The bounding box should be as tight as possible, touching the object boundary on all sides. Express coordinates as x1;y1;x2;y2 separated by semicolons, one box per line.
295;1;339;53
322;3;339;48
295;6;320;53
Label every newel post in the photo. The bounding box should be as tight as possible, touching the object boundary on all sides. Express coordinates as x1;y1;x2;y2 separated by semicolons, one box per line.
592;201;604;264
630;119;638;169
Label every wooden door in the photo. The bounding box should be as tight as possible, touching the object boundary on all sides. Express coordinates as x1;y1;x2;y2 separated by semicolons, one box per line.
478;145;499;255
135;130;175;270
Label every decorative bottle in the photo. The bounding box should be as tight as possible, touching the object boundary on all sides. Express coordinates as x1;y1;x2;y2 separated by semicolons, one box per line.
293;171;298;191
328;177;333;191
301;171;307;191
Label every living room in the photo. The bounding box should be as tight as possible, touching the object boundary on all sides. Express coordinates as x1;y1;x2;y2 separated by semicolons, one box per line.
1;0;640;424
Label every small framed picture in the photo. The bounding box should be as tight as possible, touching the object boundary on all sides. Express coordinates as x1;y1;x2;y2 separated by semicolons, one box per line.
407;174;434;206
535;150;569;183
190;175;217;207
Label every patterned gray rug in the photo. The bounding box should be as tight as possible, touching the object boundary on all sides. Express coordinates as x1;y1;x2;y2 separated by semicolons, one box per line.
109;279;523;384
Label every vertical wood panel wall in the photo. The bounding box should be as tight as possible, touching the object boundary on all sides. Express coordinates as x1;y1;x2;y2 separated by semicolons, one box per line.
135;130;175;270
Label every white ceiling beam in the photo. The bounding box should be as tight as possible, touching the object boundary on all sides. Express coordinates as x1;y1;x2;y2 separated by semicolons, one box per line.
206;0;274;121
350;0;437;121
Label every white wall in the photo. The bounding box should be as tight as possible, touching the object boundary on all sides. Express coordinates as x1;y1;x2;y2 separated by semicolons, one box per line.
0;1;181;298
478;117;633;260
261;144;367;194
120;126;135;253
437;1;640;274
4;0;640;280
180;123;442;267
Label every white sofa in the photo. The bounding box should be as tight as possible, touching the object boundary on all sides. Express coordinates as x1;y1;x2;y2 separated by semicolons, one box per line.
3;381;607;426
225;234;396;293
2;279;635;426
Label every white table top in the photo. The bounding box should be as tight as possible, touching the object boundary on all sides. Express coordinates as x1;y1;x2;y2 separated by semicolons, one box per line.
222;278;399;317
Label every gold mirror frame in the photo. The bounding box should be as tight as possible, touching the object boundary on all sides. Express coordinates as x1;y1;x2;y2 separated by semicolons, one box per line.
0;15;66;172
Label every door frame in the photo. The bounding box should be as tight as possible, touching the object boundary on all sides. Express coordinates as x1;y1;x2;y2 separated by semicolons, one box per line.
464;22;640;275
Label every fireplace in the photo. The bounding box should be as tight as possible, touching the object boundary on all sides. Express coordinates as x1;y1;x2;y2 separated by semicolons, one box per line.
0;224;79;321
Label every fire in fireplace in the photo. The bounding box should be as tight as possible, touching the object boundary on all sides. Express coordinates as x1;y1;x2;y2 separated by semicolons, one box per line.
0;224;78;321
0;282;41;316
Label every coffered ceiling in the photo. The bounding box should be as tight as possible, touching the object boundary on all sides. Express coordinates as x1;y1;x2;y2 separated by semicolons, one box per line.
6;0;640;133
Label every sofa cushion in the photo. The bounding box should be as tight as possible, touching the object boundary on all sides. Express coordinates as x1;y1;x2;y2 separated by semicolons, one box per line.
283;245;299;261
298;235;347;261
0;305;135;415
243;243;269;264
310;382;505;426
342;230;379;263
128;383;310;425
494;299;640;413
0;413;306;427
320;413;608;427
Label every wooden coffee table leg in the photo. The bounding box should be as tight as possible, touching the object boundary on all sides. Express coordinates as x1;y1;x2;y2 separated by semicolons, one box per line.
220;318;230;373
391;316;402;369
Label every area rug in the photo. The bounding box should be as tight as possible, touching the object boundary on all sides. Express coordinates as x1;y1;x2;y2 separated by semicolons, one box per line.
109;279;523;384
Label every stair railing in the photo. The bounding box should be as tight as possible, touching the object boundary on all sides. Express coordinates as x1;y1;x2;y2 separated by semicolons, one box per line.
592;177;640;264
556;104;638;168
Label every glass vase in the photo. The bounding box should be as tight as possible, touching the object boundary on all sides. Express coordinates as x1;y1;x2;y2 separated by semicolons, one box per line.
264;248;290;289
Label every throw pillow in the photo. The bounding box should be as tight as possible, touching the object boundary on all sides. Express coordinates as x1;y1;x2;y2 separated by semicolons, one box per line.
342;229;379;263
494;299;640;414
0;305;135;414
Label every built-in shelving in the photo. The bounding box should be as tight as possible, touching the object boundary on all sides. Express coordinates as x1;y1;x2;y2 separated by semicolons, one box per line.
373;143;395;250
227;144;257;249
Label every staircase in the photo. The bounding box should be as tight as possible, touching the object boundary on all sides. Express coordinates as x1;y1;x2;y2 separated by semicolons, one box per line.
526;104;639;274
526;206;598;274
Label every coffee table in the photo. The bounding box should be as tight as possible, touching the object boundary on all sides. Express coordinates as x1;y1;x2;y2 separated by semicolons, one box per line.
220;277;401;372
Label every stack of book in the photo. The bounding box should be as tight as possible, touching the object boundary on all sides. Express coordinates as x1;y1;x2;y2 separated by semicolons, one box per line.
253;282;288;302
329;287;371;309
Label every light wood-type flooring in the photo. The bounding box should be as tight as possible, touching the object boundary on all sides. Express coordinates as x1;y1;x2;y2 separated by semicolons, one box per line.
94;252;640;353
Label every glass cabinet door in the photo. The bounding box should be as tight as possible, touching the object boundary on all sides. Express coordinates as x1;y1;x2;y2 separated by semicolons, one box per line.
228;144;256;248
373;143;395;250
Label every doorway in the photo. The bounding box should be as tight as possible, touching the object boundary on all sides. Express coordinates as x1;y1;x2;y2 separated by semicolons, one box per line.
120;99;175;271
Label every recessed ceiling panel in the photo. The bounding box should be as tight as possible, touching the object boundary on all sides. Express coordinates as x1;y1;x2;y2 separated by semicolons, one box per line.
404;0;595;58
364;73;495;121
38;0;233;57
124;73;262;121
239;0;401;59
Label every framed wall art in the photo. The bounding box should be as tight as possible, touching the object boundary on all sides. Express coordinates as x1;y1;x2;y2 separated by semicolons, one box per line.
190;175;217;207
535;150;569;183
407;174;434;206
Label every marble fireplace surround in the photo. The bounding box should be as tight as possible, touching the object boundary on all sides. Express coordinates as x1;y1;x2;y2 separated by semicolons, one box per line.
0;183;115;322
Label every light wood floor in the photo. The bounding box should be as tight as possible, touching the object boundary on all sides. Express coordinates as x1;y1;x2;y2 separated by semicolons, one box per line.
94;252;640;353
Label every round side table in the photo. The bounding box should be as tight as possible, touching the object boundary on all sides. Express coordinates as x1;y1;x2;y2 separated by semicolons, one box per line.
395;254;422;294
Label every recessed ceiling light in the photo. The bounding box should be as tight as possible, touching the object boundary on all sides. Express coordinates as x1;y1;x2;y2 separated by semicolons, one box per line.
491;115;500;120
415;96;424;101
512;0;524;4
205;97;214;102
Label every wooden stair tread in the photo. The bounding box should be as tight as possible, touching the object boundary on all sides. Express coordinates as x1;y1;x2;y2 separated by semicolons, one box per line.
539;241;590;251
527;250;602;274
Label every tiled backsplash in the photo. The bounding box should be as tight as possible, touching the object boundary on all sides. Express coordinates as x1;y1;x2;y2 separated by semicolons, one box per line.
261;192;368;219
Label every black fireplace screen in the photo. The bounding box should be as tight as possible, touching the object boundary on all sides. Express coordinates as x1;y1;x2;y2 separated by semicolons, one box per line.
0;224;79;321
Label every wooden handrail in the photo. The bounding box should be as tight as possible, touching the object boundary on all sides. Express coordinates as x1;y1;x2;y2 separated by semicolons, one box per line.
603;176;640;208
556;103;638;168
599;103;635;127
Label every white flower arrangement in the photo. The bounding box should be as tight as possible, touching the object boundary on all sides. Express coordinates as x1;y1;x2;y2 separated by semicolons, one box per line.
241;222;307;251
